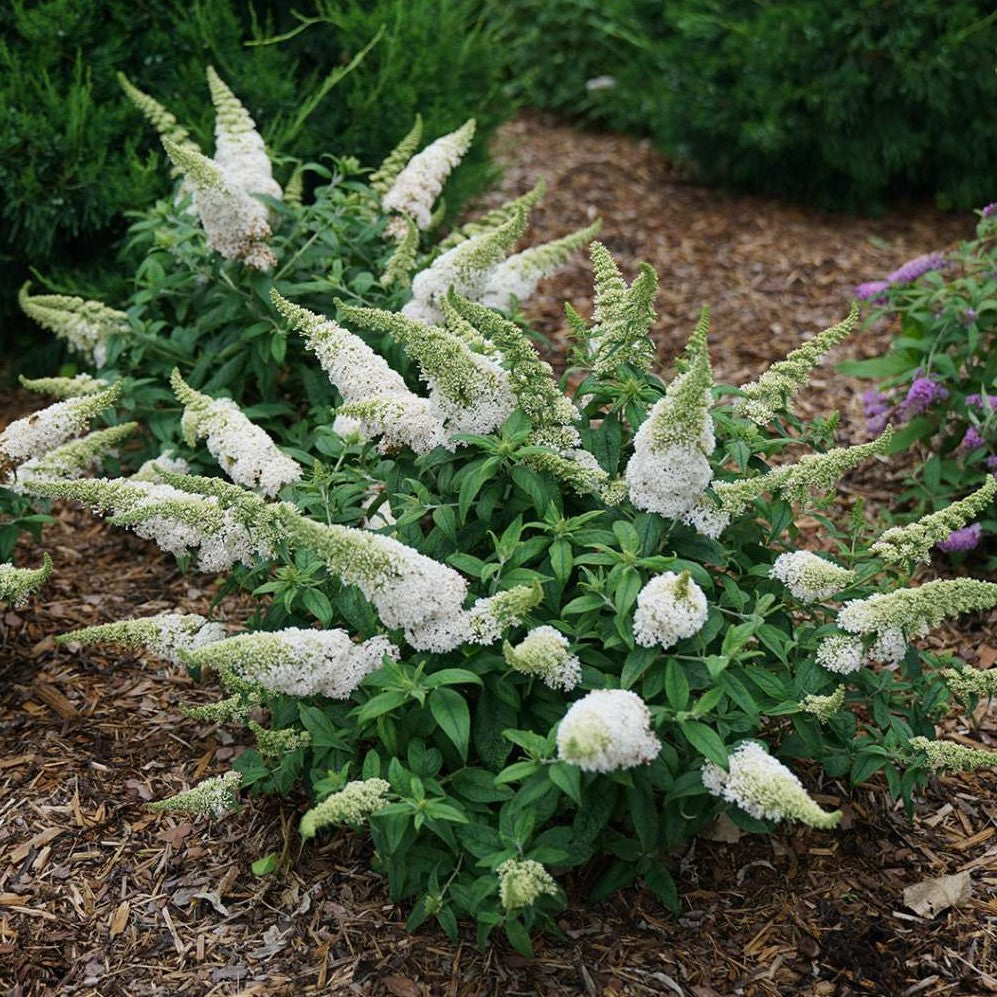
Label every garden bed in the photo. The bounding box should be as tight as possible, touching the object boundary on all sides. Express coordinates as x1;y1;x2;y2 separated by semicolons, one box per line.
1;114;993;996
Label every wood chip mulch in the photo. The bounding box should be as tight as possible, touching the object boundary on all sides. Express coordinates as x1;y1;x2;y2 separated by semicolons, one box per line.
1;114;994;995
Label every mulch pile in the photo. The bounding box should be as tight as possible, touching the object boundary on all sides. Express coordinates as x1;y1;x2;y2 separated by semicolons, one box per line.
1;114;994;996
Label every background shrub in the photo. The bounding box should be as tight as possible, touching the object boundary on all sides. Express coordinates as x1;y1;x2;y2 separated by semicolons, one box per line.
0;0;510;352
489;0;997;214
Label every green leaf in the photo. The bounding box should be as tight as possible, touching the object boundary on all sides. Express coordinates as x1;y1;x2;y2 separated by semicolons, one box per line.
504;916;534;957
549;539;573;584
680;721;728;767
664;659;690;711
424;668;483;688
429;687;470;761
355;689;408;724
644;862;679;913
251;853;279;876
495;760;541;785
547;761;582;805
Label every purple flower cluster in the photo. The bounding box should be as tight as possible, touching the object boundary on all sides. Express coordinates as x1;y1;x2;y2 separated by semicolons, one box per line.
854;252;948;301
982;202;997;219
936;523;983;554
862;388;892;435
966;393;997;410
886;252;948;286
961;426;985;452
988;455;997;473
855;280;890;302
899;376;948;419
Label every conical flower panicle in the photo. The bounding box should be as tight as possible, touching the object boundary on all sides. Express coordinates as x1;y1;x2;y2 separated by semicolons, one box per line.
380;214;420;288
300;779;391;838
148;771;242;819
910;737;997;772
184;628;398;700
504;626;581;691
702;741;841;829
770;550;856;602
625;307;715;519
19;284;129;367
205;66;281;201
12;423;138;490
557;689;661;773
0;554;52;608
402;210;527;324
870;478;997;565
338;303;515;436
632;571;709;649
370;114;424;194
480;221;602;312
381;119;475;230
586;242;658;376
712;428;894;518
734;303;859;424
270;292;447;454
171;370;301;496
58;613;226;665
0;385;122;478
117;72;200;167
497;859;558;910
162;138;275;270
18;374;107;399
437;179;547;251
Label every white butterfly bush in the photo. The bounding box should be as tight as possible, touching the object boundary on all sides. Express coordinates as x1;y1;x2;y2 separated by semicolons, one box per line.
702;741;841;829
206;66;282;202
504;626;582;691
632;571;709;650
381;119;475;231
184;628;398;699
769;551;856;603
0;555;52;608
556;689;661;773
17;286;128;368
271;291;449;454
59;613;227;666
171;370;301;497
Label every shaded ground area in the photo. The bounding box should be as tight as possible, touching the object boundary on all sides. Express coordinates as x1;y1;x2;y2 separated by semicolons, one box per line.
2;115;994;995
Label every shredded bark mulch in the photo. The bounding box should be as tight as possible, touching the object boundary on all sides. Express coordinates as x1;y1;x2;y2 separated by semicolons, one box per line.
1;114;994;995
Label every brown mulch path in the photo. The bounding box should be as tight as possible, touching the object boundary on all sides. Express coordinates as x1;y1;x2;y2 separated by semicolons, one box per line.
2;115;995;995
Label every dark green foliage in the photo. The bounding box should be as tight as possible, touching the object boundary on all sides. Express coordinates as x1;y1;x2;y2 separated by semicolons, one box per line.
491;0;997;213
1;0;511;338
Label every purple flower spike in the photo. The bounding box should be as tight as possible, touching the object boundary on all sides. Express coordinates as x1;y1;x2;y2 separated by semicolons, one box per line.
886;252;947;285
982;202;997;218
987;455;997;472
966;393;997;410
961;426;985;452
936;523;983;554
855;280;890;301
861;389;892;435
900;376;949;419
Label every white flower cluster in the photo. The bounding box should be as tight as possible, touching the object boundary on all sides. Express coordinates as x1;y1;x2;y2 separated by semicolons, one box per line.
769;551;856;602
132;451;191;482
632;572;709;650
479;222;601;312
11;423;136;491
834;578;997;669
814;632;866;675
58;613;227;666
148;771;242;819
910;736;997;772
172;371;301;496
626;310;717;524
18;284;129;367
206;66;282;202
163;138;275;270
25;476;282;574
285;515;470;648
19;373;108;398
300;779;392;839
339;305;516;438
504;626;582;691
403;212;527;325
0;554;52;609
185;628;398;699
271;292;448;454
799;686;845;723
497;859;558;910
381;120;475;230
701;741;841;829
0;386;122;479
557;689;661;773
